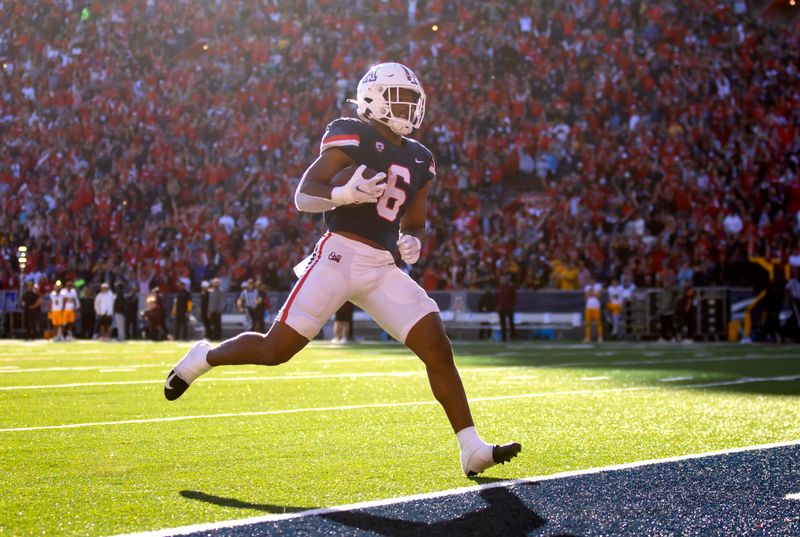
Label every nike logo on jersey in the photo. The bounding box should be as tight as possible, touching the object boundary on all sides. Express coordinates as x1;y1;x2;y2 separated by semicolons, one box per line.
414;158;425;163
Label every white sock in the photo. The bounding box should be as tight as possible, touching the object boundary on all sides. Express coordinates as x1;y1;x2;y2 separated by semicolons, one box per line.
456;426;482;449
174;342;212;383
456;426;494;474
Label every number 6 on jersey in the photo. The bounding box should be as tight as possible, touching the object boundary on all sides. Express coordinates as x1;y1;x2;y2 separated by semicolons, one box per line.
376;164;410;222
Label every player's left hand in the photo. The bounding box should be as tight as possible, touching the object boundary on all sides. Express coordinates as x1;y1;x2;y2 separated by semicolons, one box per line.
397;234;421;265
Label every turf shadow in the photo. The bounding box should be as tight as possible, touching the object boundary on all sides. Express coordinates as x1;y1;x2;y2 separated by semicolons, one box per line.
321;486;563;537
453;343;800;396
466;476;510;485
179;490;310;514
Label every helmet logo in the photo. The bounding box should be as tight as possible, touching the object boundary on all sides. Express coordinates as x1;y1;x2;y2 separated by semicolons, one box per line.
399;64;419;85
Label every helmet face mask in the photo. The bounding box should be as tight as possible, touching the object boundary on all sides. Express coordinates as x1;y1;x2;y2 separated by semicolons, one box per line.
355;63;426;136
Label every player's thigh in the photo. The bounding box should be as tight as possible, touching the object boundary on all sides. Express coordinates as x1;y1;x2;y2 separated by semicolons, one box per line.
355;267;439;343
276;258;350;340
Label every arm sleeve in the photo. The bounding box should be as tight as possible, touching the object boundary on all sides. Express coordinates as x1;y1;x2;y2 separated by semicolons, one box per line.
426;156;437;183
294;177;338;213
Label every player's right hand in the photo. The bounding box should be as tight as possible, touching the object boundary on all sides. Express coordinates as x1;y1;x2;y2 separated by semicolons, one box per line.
331;164;387;205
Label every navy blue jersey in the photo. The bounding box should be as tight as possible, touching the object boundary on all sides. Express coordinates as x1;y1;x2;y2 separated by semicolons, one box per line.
319;118;436;252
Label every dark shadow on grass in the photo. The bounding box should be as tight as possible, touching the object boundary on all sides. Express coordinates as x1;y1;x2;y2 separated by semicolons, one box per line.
179;486;576;537
451;342;800;396
321;485;561;537
466;476;513;485
179;490;310;514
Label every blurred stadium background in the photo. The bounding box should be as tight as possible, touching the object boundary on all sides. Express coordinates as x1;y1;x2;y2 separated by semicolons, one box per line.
2;2;800;536
0;0;799;344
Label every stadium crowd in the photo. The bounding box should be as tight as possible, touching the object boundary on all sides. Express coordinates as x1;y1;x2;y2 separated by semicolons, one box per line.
1;0;799;301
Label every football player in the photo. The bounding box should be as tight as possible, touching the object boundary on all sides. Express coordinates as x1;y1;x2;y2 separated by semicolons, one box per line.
164;62;521;476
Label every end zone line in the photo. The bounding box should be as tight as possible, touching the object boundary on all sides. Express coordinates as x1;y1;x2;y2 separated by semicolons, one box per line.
3;375;799;433
111;438;800;537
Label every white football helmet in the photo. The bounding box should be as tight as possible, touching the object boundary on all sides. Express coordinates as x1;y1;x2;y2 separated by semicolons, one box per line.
353;62;426;136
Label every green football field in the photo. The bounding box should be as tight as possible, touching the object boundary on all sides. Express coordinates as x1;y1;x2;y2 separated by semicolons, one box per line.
1;339;799;536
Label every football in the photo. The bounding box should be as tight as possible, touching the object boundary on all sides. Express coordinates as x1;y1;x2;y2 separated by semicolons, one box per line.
330;165;384;187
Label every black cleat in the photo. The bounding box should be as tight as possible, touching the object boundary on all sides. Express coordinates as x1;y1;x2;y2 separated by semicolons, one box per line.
164;369;191;401
492;442;522;465
466;442;522;477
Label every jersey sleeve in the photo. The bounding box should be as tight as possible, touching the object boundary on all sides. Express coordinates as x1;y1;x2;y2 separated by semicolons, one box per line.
427;156;436;182
319;118;362;159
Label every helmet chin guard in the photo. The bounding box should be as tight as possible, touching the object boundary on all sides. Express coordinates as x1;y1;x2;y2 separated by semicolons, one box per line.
353;62;426;136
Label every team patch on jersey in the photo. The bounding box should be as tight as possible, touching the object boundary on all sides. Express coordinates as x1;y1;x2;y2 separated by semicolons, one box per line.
429;159;436;176
375;141;384;153
320;134;360;153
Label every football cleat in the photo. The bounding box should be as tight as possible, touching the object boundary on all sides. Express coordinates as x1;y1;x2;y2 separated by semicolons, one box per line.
164;369;191;401
464;442;522;477
164;341;211;400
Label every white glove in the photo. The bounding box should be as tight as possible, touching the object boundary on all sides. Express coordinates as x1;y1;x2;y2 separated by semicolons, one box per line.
331;164;387;205
397;234;421;264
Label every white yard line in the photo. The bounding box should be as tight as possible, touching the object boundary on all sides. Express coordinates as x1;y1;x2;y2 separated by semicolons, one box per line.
0;354;170;363
3;375;799;433
111;438;800;537
0;366;517;392
0;379;163;390
660;376;695;382
2;351;799;391
0;364;168;374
